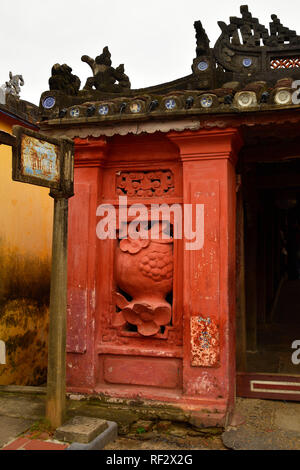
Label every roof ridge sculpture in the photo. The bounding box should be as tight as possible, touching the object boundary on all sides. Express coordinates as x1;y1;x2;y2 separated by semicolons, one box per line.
214;5;300;73
39;5;300;121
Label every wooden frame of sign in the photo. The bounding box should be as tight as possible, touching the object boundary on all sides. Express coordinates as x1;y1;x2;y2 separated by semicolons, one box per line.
12;125;74;197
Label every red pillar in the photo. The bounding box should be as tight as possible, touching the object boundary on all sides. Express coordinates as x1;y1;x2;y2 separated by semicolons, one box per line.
66;137;107;392
168;128;242;425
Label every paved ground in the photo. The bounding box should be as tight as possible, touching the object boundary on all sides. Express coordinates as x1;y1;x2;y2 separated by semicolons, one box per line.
2;435;67;450
0;391;67;450
0;416;34;449
105;398;300;450
0;390;300;450
104;434;225;450
0;392;45;420
222;398;300;450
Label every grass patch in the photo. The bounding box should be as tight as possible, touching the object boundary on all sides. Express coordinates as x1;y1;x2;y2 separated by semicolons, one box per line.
25;418;55;440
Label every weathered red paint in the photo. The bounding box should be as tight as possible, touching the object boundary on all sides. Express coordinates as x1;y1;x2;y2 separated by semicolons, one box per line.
190;315;220;367
103;356;182;389
66;128;242;425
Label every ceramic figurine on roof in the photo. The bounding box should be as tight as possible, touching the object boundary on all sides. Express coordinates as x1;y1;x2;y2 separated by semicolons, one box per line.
81;46;131;92
49;63;81;96
5;72;24;97
0;72;38;121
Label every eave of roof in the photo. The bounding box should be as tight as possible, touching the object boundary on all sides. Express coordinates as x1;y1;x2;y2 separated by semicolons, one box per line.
39;106;300;140
0;103;39;130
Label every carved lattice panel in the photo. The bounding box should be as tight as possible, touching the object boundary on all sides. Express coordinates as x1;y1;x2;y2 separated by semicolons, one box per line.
270;58;300;69
116;170;174;197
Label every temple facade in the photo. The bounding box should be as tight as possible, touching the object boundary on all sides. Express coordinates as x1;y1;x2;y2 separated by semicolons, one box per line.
38;5;300;426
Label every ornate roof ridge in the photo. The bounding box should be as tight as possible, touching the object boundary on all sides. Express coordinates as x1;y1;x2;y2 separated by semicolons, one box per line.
39;5;300;123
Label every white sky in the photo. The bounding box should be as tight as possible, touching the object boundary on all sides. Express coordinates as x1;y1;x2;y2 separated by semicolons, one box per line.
1;0;300;105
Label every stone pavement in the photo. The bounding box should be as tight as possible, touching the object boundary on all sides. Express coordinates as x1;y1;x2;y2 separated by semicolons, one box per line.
222;397;300;450
0;416;34;449
2;436;68;450
0;388;300;450
0;389;68;450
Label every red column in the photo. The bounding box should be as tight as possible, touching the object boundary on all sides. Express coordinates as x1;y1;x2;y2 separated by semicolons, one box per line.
66;137;107;392
168;128;243;425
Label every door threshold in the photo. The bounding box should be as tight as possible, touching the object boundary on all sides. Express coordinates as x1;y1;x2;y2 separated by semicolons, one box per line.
237;372;300;401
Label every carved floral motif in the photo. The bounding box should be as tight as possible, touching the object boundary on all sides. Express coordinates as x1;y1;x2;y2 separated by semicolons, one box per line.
116;170;174;197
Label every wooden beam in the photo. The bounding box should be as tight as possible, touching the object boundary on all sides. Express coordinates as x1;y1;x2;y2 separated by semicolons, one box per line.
0;130;16;147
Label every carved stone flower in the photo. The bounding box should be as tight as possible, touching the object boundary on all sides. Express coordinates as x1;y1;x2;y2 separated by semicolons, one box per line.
122;302;171;336
119;238;149;254
112;293;171;336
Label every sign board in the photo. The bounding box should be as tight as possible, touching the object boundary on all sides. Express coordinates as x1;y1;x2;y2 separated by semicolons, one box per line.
12;126;74;197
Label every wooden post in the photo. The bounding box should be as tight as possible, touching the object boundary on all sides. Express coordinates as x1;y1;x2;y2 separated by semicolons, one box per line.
9;126;74;429
46;194;69;428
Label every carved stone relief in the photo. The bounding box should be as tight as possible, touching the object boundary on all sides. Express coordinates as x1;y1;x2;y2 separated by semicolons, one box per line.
116;170;174;197
113;223;173;336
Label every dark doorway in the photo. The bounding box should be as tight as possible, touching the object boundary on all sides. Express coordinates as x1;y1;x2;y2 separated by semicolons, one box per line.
237;158;300;400
247;184;300;374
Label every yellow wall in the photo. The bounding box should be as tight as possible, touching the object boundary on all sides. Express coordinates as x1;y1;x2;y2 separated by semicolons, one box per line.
0;119;53;256
0;116;53;385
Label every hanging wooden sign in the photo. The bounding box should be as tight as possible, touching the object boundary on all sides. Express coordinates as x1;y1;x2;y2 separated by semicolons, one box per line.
12;126;74;197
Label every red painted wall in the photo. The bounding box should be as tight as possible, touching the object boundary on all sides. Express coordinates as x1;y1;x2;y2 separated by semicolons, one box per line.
66;128;242;426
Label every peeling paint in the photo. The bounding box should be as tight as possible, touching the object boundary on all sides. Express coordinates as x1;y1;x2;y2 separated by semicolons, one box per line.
186;372;219;396
21;134;60;182
0;243;50;385
0;299;48;385
90;288;96;311
190;316;220;367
